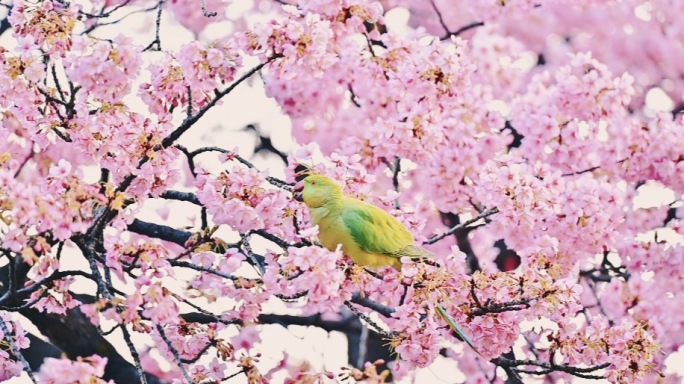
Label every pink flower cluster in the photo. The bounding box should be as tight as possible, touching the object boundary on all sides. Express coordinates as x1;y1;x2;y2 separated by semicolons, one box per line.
151;322;234;378
0;313;30;381
66;101;180;198
140;39;241;119
105;234;176;278
1;169;102;252
554;315;659;383
188;248;243;299
476;160;626;258
166;0;230;34
264;246;350;313
510;53;635;175
594;252;684;356
64;35;143;104
27;275;81;315
373;244;586;369
37;355;113;384
195;165;298;238
0;47;54;150
469;26;527;99
239;8;339;78
386;302;441;370
617;113;684;194
8;0;78;57
2;0;683;381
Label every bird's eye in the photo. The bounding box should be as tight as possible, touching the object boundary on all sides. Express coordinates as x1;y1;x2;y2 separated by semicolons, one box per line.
311;181;317;185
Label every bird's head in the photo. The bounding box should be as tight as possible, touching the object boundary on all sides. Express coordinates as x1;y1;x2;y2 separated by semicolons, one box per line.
293;174;343;208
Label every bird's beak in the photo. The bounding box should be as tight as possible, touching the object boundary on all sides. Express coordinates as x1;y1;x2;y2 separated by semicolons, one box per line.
293;180;304;202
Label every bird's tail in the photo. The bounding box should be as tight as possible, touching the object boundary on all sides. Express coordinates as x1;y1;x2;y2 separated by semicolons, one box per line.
436;303;480;355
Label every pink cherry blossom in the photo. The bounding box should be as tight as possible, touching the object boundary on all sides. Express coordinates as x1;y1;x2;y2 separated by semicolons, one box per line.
2;0;683;382
37;355;113;384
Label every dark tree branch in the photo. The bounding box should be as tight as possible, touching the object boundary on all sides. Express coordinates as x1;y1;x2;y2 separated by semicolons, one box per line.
442;21;485;40
350;293;394;318
250;229;306;249
143;0;165;51
159;190;201;205
440;211;482;273
128;219;192;246
500;354;525;384
18;303;163;383
8;270;94;301
425;208;499;245
155;325;193;384
0;16;10;37
0;319;38;383
561;165;602;177
79;0;133;18
200;0;217;17
243;124;289;164
429;0;451;37
121;325;148;384
240;233;266;275
471;298;532;316
23;333;63;370
169;259;244;282
83;3;161;35
391;157;401;210
344;301;393;338
504;120;523;149
492;355;610;380
161;57;280;149
664;205;679;225
185;145;291;190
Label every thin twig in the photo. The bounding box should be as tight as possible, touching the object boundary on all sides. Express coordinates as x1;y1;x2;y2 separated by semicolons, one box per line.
344;301;393;338
241;233;266;275
79;0;133;18
169;259;247;282
121;325;148;384
424;208;499;245
186;86;193;118
444;21;484;39
200;0;217;17
429;0;451;37
0;319;38;383
391;157;401;210
223;369;246;381
143;0;165;51
156;325;194;384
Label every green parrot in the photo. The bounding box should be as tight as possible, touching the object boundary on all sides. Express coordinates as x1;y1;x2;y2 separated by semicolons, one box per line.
293;173;478;353
294;174;432;269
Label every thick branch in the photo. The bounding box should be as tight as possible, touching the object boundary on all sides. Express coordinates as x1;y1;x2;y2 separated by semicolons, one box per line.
23;332;63;371
350;293;394;318
128;219;192;246
19;302;163;383
159;190;201;205
0;16;10;37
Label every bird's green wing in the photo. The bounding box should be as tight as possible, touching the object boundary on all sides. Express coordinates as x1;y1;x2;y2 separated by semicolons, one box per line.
340;199;416;255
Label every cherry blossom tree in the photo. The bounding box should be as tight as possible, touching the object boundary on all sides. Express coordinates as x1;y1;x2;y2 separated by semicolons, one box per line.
0;0;682;383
